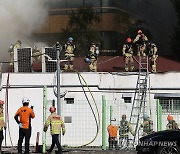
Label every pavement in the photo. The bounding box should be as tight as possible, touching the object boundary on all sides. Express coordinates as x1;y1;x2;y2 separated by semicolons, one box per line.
1;146;137;154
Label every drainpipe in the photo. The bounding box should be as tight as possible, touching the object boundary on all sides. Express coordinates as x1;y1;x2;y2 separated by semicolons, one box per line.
43;85;47;153
157;99;162;131
102;95;106;150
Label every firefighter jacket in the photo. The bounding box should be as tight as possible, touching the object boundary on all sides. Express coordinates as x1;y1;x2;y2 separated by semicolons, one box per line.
44;113;65;135
119;120;134;136
166;120;179;130
64;42;75;54
13;42;21;49
148;43;158;58
0;116;5;131
107;124;118;138
89;45;98;59
133;34;148;45
14;106;35;129
122;44;133;57
140;120;153;134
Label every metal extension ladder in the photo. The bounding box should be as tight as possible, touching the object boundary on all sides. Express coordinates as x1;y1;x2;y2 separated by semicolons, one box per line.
130;56;149;146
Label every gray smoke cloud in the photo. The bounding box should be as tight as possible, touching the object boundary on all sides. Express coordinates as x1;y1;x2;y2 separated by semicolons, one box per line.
0;0;48;62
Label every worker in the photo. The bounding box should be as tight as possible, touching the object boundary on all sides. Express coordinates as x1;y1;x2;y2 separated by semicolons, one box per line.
43;106;66;154
140;114;153;136
64;37;76;71
122;38;134;72
14;97;35;154
0;100;6;152
119;114;134;148
32;45;42;62
166;115;179;130
148;42;158;73
133;30;148;57
87;43;99;72
8;40;22;71
107;118;118;150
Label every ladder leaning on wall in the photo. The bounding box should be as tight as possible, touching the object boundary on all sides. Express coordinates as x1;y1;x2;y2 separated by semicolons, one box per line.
129;56;150;146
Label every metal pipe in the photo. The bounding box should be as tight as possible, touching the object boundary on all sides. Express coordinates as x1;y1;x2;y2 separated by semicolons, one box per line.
56;42;61;116
102;95;106;150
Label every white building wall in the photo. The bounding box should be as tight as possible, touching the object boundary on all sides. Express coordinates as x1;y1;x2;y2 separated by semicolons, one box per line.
0;72;180;146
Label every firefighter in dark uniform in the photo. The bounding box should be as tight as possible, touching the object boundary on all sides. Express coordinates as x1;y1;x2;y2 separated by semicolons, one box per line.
140;114;153;136
148;42;158;73
64;37;76;71
119;114;134;148
133;30;148;57
122;38;134;72
166;115;179;130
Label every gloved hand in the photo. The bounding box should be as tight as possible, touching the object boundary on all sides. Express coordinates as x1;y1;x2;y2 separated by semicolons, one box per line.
19;123;22;128
62;132;65;136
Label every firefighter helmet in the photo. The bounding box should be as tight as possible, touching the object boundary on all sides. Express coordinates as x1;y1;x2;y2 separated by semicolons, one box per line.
143;114;148;120
138;30;142;34
167;115;173;121
126;38;132;43
85;57;91;63
17;40;21;44
22;97;30;104
0;100;4;105
68;37;73;41
49;106;56;113
122;114;126;119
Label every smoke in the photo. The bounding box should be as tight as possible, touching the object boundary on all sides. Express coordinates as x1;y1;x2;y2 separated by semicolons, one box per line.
0;0;48;61
120;0;177;55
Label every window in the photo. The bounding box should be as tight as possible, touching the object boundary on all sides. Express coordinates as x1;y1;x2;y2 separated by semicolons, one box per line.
65;98;74;104
122;93;132;103
64;116;72;123
124;97;132;103
159;98;180;114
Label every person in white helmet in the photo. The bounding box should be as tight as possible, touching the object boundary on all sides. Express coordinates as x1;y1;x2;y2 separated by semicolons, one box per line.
14;97;35;154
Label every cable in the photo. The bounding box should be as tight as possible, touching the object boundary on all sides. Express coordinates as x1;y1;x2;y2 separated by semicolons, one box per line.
75;71;100;147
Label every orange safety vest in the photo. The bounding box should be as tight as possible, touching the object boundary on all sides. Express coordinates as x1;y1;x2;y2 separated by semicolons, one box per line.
107;125;118;138
15;106;35;129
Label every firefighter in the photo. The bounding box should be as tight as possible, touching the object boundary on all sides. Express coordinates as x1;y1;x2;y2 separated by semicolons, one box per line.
107;118;118;150
0;100;6;152
119;114;134;148
166;115;179;130
140;114;153;136
43;106;66;154
148;42;158;73
8;40;21;71
32;45;42;62
14;97;35;154
122;38;134;72
133;30;148;57
64;37;76;71
87;43;99;72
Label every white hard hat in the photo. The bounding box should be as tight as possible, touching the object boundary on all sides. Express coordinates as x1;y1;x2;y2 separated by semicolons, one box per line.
22;97;30;103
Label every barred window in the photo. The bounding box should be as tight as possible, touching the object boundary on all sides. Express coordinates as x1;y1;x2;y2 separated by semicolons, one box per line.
65;98;74;104
124;97;132;103
159;98;180;114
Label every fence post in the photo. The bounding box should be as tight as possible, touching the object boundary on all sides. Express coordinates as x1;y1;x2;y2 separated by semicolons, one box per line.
102;95;106;150
110;106;112;124
43;85;47;153
157;99;162;131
